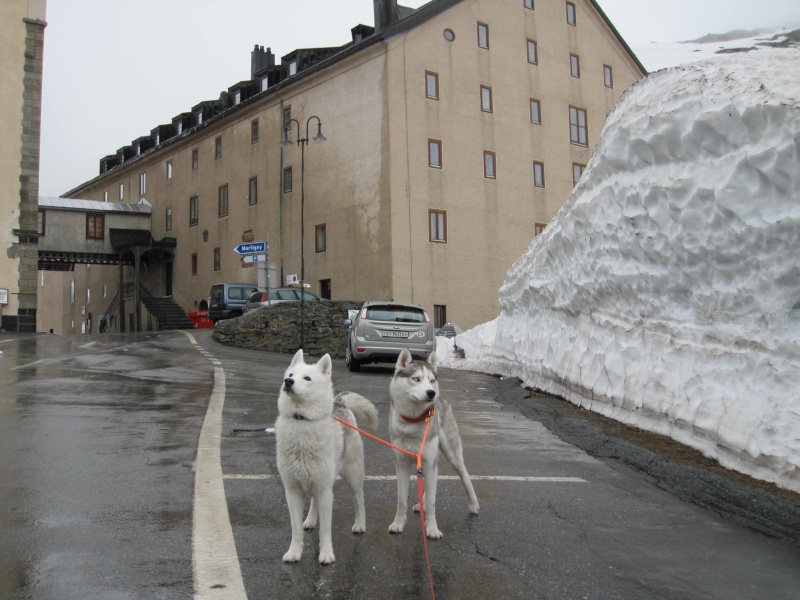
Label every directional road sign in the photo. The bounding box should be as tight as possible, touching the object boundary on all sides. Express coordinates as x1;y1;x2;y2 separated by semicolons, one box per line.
233;241;266;254
241;254;266;263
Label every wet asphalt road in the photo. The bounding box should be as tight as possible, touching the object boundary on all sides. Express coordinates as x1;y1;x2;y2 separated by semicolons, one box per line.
1;330;798;599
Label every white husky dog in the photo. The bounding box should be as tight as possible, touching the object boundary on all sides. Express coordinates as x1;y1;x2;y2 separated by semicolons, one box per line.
275;349;378;564
388;348;479;539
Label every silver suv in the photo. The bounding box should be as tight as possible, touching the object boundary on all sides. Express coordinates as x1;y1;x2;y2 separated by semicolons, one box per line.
345;301;434;372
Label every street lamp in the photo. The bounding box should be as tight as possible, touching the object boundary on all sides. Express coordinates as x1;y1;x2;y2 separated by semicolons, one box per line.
281;115;326;351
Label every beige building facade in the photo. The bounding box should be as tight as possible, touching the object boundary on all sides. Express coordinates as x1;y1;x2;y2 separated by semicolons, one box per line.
1;0;46;332
57;0;645;333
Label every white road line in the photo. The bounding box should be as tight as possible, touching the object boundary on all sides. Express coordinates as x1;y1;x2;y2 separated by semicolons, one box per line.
9;359;44;370
183;332;247;600
224;474;586;483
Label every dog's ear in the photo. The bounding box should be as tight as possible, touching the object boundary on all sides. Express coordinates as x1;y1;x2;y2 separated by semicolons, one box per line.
291;348;304;366
395;348;413;372
317;353;332;376
427;351;437;372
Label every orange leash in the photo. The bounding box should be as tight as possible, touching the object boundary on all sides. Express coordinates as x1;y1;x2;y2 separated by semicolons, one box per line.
334;412;437;600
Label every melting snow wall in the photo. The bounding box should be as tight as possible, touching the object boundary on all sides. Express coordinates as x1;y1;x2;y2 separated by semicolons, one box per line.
452;50;800;493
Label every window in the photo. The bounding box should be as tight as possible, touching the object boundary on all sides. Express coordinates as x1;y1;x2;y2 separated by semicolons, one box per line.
283;106;291;128
433;305;447;329
283;166;293;193
429;209;447;242
477;22;489;49
218;185;229;218
192;148;198;170
573;163;586;185
315;224;326;253
530;98;541;124
190;195;199;226
566;2;576;25
213;247;221;271
535;222;547;236
480;85;493;112
527;40;538;64
166;159;173;180
70;279;75;304
289;60;297;76
570;53;581;78
425;71;439;100
533;161;545;188
191;253;198;276
251;119;259;144
215;136;222;160
102;283;107;298
249;177;258;205
119;182;124;200
86;213;104;240
166;207;172;231
604;64;614;88
320;279;331;300
234;90;241;105
483;150;496;179
428;139;442;169
139;171;146;197
86;288;91;304
103;190;108;202
569;106;588;146
38;210;45;236
524;0;534;10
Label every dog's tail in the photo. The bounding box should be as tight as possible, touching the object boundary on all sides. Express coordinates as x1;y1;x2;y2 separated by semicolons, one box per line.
335;391;379;430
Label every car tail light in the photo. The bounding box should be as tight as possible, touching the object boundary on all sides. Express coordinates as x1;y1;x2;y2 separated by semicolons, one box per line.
360;307;368;320
423;311;431;323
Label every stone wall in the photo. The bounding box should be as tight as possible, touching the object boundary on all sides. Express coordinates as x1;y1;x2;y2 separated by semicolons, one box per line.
212;300;362;358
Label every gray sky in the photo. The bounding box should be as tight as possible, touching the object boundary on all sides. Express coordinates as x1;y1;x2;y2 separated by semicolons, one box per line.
39;0;800;197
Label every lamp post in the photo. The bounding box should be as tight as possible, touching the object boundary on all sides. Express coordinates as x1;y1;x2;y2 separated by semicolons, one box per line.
281;115;326;351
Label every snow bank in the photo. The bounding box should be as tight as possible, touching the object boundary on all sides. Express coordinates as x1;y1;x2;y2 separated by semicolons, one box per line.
443;50;800;493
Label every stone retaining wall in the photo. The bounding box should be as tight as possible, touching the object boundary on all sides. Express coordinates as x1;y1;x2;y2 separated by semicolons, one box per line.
212;300;362;358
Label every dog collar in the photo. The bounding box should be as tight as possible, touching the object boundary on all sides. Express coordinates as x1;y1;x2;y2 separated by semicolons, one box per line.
399;407;435;423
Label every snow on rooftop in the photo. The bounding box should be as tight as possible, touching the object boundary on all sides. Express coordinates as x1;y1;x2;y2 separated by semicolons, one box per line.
440;48;800;493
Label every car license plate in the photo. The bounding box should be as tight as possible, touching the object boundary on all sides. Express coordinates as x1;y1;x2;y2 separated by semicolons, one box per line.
381;331;409;338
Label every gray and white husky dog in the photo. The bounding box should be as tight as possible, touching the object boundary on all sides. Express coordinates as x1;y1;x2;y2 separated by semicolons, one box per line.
275;349;378;564
388;348;479;539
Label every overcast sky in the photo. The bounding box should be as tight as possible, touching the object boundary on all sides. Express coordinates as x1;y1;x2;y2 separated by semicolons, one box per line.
39;0;800;197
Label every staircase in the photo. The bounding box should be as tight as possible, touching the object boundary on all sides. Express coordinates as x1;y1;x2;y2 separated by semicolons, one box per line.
99;285;194;332
139;287;195;330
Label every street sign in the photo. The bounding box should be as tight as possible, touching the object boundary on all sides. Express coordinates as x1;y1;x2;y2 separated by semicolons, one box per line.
233;241;266;254
241;254;266;263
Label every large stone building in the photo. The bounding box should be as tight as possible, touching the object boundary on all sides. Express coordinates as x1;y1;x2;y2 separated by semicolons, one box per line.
50;0;645;334
1;0;46;332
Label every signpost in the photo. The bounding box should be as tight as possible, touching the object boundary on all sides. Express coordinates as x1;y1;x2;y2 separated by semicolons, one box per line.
241;254;266;264
233;241;266;255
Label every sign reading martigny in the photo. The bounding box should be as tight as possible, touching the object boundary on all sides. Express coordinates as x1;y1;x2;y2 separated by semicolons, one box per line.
233;241;266;255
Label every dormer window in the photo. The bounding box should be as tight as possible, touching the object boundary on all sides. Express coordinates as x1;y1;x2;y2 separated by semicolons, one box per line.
289;61;297;76
234;90;241;105
177;122;183;135
136;145;141;156
196;111;203;125
155;133;160;145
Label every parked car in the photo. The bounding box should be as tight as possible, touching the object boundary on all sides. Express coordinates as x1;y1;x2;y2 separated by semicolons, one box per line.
244;287;323;313
345;301;435;372
436;322;463;338
208;283;259;323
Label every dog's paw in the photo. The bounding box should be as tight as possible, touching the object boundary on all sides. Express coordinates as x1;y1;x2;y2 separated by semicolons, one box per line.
318;550;335;565
282;546;303;563
388;520;405;534
303;518;317;530
469;500;480;514
412;503;420;513
426;526;443;540
351;522;366;534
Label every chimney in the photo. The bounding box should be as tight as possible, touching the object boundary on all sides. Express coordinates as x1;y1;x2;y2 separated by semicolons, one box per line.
251;45;275;79
373;0;399;33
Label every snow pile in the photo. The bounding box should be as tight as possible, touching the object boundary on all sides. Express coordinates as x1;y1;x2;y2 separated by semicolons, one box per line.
442;50;800;493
